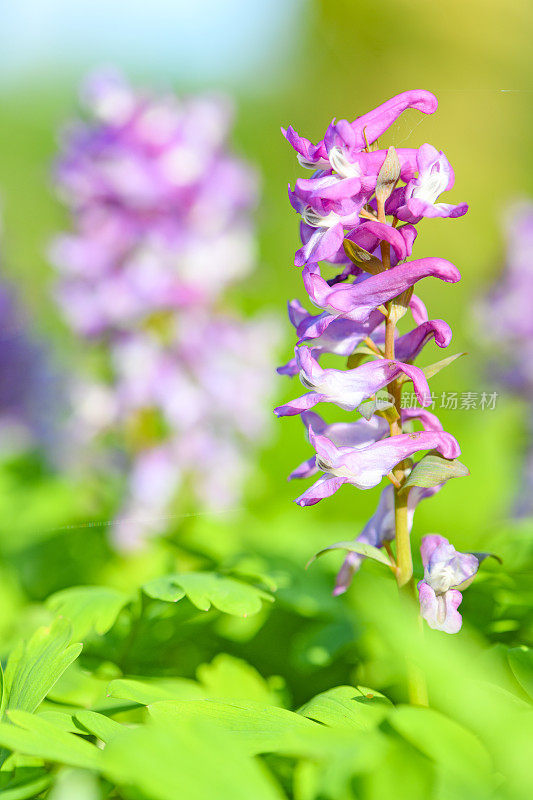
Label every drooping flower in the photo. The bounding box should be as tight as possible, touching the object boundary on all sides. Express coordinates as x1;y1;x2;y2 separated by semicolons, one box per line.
417;535;478;633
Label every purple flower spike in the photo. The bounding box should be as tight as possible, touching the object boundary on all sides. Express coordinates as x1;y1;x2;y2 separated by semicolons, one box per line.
279;91;470;614
417;535;479;633
303;257;460;329
296;429;459;502
274;346;432;416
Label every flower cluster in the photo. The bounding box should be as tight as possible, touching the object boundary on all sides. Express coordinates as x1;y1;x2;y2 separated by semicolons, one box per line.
478;202;533;515
51;70;277;549
277;90;477;632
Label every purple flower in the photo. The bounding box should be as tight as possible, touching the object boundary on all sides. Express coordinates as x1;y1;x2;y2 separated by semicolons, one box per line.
302;258;460;331
417;535;479;633
295;428;460;501
394;145;468;224
274;346;431;416
283;90;438;167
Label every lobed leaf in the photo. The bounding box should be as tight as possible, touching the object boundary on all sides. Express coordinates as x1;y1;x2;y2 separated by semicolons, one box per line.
142;572;273;617
47;586;130;640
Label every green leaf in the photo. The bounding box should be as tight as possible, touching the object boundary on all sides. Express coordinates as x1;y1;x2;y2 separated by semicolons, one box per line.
0;771;51;800
308;541;393;569
148;699;316;755
422;352;466;380
389;706;493;787
0;711;101;770
36;710;79;733
196;654;284;705
142;572;273;616
400;454;469;492
107;678;206;706
298;685;392;731
3;618;82;717
47;586;130;640
75;710;123;743
102;718;286;800
508;647;533;701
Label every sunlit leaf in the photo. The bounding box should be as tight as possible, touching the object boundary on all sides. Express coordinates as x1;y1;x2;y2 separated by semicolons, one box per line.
298;685;392;731
142;572;273;616
107;678;206;706
102;717;285;800
75;710;123;744
47;586;130;640
3;619;82;717
148;699;315;755
0;711;101;771
508;647;533;701
308;541;393;569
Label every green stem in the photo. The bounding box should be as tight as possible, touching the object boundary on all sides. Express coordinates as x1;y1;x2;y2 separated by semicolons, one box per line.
376;197;428;706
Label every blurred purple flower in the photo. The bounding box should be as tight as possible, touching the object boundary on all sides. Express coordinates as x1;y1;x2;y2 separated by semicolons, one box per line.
51;70;278;549
418;534;478;633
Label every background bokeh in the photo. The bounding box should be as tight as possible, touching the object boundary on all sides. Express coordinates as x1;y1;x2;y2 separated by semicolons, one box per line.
0;4;531;798
0;0;531;686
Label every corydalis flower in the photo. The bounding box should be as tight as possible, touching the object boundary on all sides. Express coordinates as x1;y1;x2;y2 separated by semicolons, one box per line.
283;91;467;268
418;535;478;633
278;90;470;625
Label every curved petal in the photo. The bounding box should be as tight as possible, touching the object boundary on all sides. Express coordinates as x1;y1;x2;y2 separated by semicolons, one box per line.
282;125;328;165
349;90;438;149
295;223;346;267
303;258;461;325
402;407;443;431
345;220;408;262
409;294;428;324
280;348;432;412
394;319;452;362
295;474;347;506
418;582;463;633
309;429;461;490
